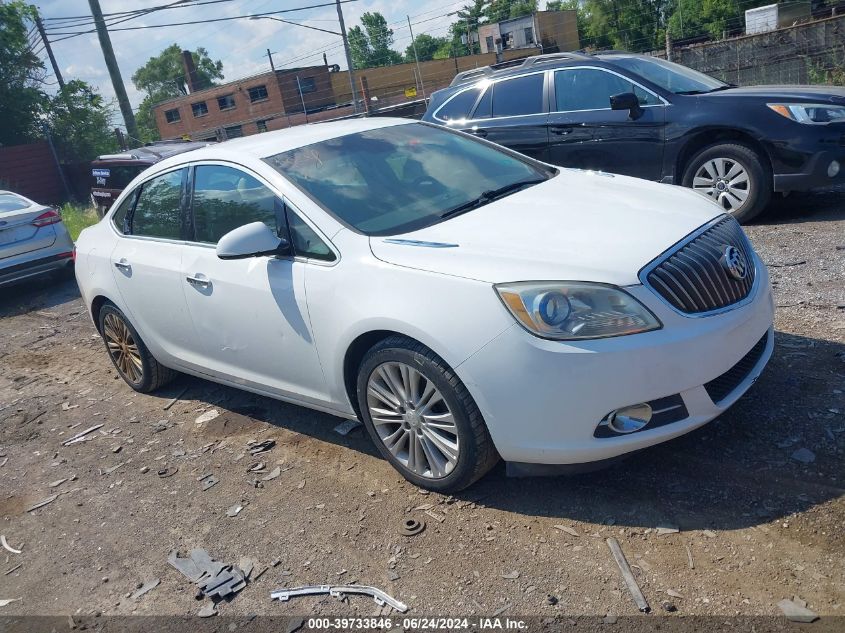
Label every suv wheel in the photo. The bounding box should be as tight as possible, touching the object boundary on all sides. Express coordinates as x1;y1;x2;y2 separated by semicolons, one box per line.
98;303;177;393
356;336;499;492
682;142;771;223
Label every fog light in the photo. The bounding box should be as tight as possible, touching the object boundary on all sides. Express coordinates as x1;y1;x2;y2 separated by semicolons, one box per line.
828;160;840;178
607;403;652;434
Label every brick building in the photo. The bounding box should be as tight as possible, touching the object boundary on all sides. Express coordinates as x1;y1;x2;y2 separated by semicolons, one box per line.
478;10;579;56
152;65;336;141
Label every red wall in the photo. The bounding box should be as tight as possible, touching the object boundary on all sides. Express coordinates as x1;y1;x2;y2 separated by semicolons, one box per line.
0;141;65;205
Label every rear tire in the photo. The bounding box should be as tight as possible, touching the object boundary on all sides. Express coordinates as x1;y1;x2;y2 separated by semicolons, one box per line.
356;335;499;492
98;303;177;393
682;142;771;223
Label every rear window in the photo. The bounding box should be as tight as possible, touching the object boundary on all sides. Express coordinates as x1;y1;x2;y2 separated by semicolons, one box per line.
0;193;30;213
435;88;480;122
92;165;147;189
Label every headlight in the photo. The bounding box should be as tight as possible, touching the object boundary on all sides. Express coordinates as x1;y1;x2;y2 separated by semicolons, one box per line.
495;282;661;340
767;103;845;124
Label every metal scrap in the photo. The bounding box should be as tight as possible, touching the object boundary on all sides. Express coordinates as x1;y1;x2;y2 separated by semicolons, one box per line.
270;584;408;613
399;518;426;537
606;537;650;613
1;536;21;554
248;439;276;455
62;424;104;446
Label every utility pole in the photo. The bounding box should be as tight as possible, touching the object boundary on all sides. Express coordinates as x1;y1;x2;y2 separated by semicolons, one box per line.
465;16;474;55
267;48;275;72
335;0;360;113
406;15;426;100
35;13;65;90
87;0;138;142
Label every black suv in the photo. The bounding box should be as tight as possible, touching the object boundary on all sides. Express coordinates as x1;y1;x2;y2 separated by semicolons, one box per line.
422;52;845;222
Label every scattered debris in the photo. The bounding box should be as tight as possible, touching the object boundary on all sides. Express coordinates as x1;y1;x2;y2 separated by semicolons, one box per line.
270;584;408;613
790;448;816;464
195;409;220;425
26;494;59;513
248;439;276;455
666;589;684;599
553;525;580;537
546;595;558;606
163;386;189;410
197;602;217;618
4;564;22;576
131;579;160;600
501;570;520;580
157;466;178;478
1;536;21;555
685;545;694;570
491;604;511;617
606;537;650;613
333;420;362;436
0;598;22;607
199;474;219;491
227;504;244;517
62;424;104;446
387;570;400;581
777;598;819;623
399;518;426;537
168;549;249;603
262;466;281;481
661;601;677;612
48;477;69;488
768;260;807;268
247;462;265;473
424;509;445;523
655;524;679;536
296;480;306;489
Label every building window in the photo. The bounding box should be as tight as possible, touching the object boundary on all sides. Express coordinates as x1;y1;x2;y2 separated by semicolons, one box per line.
217;94;236;110
164;108;180;123
485;35;494;52
192;101;208;117
524;27;534;45
256;119;268;133
297;77;316;94
224;124;243;139
248;85;269;102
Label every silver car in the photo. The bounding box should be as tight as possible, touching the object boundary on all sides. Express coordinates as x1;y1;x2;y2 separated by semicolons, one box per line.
0;190;74;287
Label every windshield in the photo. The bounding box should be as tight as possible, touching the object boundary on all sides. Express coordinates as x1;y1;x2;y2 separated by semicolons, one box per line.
611;56;728;94
264;123;551;236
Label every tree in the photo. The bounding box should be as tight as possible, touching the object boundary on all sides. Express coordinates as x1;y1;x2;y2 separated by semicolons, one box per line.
131;44;223;142
47;80;117;162
347;12;403;69
484;0;537;23
405;34;450;63
0;1;49;146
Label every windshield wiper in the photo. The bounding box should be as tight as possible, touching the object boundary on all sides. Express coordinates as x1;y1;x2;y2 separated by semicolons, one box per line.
676;84;735;95
439;178;546;220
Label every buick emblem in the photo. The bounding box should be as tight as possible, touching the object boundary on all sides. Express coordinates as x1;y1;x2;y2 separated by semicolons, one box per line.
721;245;748;281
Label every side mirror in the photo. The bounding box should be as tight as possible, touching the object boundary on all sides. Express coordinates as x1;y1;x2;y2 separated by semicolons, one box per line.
216;222;288;260
610;92;643;120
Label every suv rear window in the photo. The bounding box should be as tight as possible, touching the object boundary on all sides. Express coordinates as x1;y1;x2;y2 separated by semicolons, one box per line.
0;193;30;213
492;73;544;117
435;88;480;122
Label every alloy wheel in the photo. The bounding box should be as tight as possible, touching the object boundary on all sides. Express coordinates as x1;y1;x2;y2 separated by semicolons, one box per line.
103;312;143;384
365;361;460;479
692;157;751;212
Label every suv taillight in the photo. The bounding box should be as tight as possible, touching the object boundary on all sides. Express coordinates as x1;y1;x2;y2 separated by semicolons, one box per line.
32;209;62;227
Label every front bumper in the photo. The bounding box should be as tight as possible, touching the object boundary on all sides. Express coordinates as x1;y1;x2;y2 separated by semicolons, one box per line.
769;128;845;192
455;261;774;464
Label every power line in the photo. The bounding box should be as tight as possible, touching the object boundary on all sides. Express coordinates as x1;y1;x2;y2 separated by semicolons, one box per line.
42;0;235;22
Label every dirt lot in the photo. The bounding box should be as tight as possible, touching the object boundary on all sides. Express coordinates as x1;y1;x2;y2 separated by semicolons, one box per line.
0;193;843;625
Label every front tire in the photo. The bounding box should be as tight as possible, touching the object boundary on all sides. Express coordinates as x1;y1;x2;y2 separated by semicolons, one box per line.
98;303;176;393
356;336;499;492
682;142;771;223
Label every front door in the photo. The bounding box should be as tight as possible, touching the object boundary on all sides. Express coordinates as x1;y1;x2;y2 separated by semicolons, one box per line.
462;72;550;162
110;167;199;367
548;67;666;180
179;163;328;404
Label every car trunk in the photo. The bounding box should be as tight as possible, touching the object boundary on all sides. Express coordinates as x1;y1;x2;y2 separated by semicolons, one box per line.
0;206;57;259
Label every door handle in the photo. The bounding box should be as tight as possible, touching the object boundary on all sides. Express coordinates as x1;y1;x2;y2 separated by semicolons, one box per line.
186;274;211;289
113;259;131;272
550;126;574;136
469;128;487;138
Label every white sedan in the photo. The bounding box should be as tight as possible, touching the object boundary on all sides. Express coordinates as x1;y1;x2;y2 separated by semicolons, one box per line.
74;118;774;491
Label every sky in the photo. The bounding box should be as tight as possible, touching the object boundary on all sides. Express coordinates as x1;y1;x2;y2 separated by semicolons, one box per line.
34;0;522;111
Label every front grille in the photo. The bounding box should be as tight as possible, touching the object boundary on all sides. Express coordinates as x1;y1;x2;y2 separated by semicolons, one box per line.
704;331;769;404
644;216;756;314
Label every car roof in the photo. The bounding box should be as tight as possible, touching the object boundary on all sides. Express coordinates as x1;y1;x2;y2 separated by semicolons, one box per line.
93;141;214;164
150;117;416;171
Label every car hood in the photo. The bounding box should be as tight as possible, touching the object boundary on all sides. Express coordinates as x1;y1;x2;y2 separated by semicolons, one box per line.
369;170;723;286
700;85;845;103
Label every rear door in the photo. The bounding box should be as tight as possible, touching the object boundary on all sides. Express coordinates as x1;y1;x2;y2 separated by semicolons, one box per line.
0;193;56;260
109;168;200;366
548;67;666;180
463;72;550;161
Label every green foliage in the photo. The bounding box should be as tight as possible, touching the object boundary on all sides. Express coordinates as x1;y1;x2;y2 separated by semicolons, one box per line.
0;1;48;146
348;12;403;69
47;80;118;163
60;202;98;241
484;0;538;23
405;34;450;63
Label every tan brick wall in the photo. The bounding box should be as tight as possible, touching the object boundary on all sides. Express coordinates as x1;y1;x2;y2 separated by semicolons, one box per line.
535;10;580;53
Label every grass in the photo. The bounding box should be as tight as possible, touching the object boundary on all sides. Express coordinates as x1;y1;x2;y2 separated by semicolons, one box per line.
60;202;99;241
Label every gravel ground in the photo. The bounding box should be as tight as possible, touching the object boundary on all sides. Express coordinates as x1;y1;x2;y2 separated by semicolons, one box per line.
0;191;842;624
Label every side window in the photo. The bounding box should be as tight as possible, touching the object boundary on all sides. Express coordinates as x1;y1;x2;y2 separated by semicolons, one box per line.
472;86;492;119
435;88;480;122
110;190;136;234
554;69;660;112
286;209;335;262
492;73;545;117
130;170;184;239
191;165;278;244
